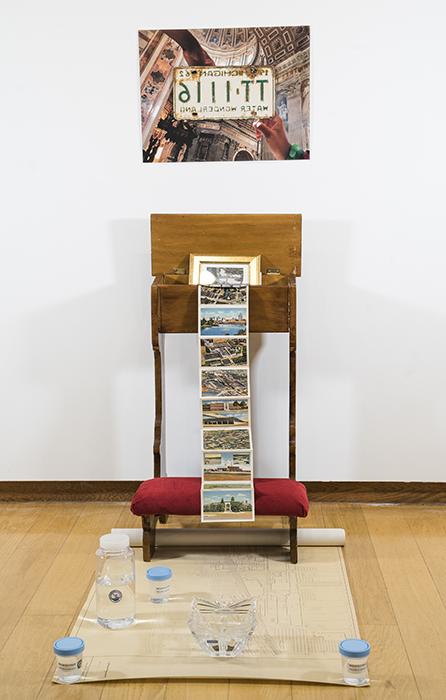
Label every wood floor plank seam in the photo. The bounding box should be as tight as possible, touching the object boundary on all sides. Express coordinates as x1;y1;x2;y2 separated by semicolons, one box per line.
362;506;446;696
32;615;75;700
0;505;84;657
0;515;39;568
322;504;396;627
408;534;446;615
358;503;402;620
6;505;86;677
17;504;86;619
402;508;446;618
358;506;425;698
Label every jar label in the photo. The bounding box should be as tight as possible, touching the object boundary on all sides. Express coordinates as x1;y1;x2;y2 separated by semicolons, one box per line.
57;660;82;671
347;661;368;673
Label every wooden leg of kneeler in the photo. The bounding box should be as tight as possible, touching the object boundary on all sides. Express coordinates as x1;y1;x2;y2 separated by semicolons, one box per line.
150;515;158;559
142;516;150;561
289;516;298;564
159;514;169;524
142;515;158;562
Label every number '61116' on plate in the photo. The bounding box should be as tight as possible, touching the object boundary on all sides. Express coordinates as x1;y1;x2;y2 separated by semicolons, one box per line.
173;66;275;121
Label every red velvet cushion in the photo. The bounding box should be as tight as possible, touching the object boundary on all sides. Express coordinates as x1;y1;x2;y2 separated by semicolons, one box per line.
131;477;309;518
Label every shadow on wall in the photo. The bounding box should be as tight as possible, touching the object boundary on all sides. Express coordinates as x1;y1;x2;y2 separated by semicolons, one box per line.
22;220;154;480
12;219;445;482
298;221;446;481
162;327;289;479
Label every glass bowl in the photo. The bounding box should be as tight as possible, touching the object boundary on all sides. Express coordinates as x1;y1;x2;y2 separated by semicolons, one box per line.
188;597;256;657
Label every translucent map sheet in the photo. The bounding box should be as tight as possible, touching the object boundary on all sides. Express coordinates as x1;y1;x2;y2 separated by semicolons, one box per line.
62;546;361;685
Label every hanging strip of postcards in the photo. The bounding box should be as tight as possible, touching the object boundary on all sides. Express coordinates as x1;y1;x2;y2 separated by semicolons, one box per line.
199;264;255;523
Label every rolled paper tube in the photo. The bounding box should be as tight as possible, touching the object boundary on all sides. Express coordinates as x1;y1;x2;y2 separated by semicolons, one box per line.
111;528;345;547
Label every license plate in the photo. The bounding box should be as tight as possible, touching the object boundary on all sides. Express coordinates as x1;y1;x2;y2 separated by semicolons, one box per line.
173;66;275;121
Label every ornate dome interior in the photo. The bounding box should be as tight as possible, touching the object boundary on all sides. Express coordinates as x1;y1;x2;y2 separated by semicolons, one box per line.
191;26;310;66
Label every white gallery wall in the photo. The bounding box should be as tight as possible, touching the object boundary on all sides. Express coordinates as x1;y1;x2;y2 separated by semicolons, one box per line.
1;0;445;481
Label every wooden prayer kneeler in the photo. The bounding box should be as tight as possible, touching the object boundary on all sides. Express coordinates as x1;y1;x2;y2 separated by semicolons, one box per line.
130;214;309;563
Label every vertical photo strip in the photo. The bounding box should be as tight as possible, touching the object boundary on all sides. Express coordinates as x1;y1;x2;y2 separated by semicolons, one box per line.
198;264;255;522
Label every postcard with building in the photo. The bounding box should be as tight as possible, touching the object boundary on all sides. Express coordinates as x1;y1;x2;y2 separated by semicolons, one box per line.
201;485;254;521
202;428;251;451
200;338;248;367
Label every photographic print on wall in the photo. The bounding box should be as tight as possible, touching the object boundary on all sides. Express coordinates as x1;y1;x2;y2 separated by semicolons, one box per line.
139;26;310;163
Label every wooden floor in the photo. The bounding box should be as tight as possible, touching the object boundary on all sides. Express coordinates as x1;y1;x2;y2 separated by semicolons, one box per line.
0;503;445;699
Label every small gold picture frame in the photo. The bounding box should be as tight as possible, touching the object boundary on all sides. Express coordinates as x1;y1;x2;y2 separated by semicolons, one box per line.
189;254;261;286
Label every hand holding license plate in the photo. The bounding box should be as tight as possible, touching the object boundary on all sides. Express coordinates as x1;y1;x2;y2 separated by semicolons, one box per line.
173;66;275;121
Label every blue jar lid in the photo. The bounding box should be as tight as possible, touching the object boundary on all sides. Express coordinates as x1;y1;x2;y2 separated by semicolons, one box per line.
339;639;370;658
53;637;85;657
146;566;172;581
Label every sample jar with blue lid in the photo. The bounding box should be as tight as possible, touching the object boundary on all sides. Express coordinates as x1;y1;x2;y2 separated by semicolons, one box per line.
146;566;172;603
53;637;85;683
339;639;370;685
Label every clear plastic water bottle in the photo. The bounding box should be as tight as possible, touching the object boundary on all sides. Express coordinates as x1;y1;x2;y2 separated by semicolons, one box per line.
95;533;135;629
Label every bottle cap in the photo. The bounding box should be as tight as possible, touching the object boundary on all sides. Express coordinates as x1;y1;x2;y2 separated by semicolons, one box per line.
339;639;371;658
99;533;130;551
53;637;85;657
146;566;172;581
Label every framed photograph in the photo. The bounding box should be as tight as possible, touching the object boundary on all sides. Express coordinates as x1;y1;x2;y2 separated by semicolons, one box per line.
201;368;249;397
189;255;261;285
200;338;247;367
202;428;251;451
201;486;254;522
200;307;247;337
